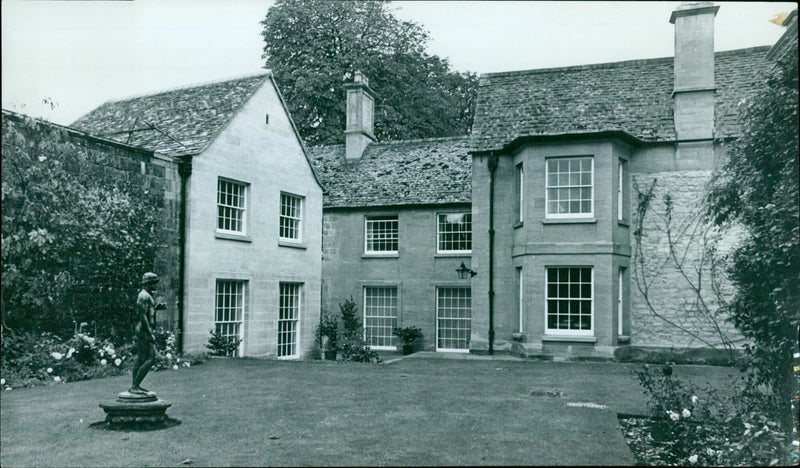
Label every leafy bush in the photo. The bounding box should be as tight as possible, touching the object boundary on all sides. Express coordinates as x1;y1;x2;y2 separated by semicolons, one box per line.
337;297;381;363
393;326;423;344
1;113;163;341
315;308;339;350
705;33;799;425
205;329;242;357
633;364;788;466
0;327;203;390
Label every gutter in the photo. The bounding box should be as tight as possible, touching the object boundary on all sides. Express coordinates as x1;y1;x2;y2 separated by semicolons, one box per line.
487;152;498;355
177;156;193;353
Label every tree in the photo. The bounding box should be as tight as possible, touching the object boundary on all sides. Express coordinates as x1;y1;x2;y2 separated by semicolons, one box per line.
1;113;162;342
260;0;478;146
706;36;799;420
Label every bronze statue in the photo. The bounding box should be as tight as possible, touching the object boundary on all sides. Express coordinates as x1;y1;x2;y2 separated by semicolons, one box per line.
130;272;165;395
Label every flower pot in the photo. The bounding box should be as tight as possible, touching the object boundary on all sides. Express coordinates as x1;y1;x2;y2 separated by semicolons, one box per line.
402;344;414;355
323;349;337;361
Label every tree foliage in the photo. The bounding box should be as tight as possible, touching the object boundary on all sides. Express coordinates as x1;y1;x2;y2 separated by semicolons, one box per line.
706;37;799;413
260;0;478;146
1;114;162;342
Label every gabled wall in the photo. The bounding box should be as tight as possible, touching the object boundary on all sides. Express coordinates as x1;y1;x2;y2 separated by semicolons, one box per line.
182;79;323;358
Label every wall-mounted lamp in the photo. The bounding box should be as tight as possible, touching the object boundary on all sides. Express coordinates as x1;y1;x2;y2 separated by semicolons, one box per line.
456;262;477;279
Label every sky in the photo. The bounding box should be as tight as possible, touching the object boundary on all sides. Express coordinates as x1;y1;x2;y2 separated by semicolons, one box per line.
1;0;795;125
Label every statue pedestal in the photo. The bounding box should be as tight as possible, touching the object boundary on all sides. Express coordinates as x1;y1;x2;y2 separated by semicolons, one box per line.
99;391;171;426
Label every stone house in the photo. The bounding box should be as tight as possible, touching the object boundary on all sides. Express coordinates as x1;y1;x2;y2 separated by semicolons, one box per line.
311;2;789;358
469;2;780;358
310;74;475;352
71;73;323;358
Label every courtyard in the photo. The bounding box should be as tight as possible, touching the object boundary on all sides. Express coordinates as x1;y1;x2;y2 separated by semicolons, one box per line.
0;355;739;467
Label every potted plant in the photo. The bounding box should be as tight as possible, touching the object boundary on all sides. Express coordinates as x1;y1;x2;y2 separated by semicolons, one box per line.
393;326;424;355
315;309;339;360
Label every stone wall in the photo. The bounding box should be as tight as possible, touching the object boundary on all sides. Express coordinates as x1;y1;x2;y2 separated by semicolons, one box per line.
630;170;743;349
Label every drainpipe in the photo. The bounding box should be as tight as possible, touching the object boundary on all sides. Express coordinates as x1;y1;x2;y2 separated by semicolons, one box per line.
487;152;498;355
177;156;192;353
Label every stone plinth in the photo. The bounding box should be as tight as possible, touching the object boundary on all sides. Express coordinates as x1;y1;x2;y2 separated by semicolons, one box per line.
100;391;171;426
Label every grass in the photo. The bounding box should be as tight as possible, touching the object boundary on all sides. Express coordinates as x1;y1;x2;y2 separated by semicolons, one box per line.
0;355;740;467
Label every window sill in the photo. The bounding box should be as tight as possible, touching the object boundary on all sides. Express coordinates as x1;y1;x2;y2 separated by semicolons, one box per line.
617;221;630;227
362;253;399;259
513;221;524;229
435;252;471;258
215;232;252;243
541;218;597;225
542;334;597;343
279;240;307;250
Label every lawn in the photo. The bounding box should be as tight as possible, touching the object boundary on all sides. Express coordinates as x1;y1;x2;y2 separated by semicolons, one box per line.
0;355;740;467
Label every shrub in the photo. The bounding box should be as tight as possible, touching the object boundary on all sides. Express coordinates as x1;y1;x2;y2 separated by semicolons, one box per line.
337;297;381;363
205;329;241;357
0;327;203;390
315;308;339;350
393;326;423;344
634;364;788;466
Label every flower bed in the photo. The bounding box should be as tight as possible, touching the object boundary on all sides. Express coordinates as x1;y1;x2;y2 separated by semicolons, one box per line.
622;364;791;466
1;326;204;391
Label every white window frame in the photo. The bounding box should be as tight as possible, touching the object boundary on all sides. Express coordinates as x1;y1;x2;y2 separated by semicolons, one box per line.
516;162;524;223
544;266;594;336
517;267;524;333
363;286;398;350
436;286;471;353
545;156;594;219
279;192;304;242
278;282;302;359
618;268;625;336
216;177;248;235
215;279;246;357
364;215;399;254
436;212;472;254
617;160;625;222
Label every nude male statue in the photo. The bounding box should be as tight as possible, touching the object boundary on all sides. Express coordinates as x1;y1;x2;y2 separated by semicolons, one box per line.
130;272;165;395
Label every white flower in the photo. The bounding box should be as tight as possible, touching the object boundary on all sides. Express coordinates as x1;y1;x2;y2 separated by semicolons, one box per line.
47;367;53;374
183;362;191;368
99;350;104;357
165;353;172;360
100;359;107;366
4;387;11;391
114;358;122;366
691;395;699;405
53;376;61;382
176;358;181;363
682;408;691;418
172;365;179;370
67;348;75;358
667;410;680;421
706;448;715;457
51;352;63;360
38;155;47;162
0;378;4;385
688;454;698;463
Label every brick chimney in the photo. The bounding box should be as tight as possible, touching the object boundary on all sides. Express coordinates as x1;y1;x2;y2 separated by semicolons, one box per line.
670;2;719;141
343;72;376;161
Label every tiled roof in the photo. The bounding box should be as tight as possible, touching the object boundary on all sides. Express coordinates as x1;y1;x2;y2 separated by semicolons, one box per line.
472;47;770;152
308;137;472;208
71;74;269;157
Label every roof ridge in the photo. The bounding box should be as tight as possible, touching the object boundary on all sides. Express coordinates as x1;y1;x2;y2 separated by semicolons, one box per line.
97;72;271;105
481;46;771;79
372;135;471;146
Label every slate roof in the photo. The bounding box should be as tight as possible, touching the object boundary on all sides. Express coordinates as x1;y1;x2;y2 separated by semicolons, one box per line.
71;74;270;157
308;137;472;208
472;47;770;152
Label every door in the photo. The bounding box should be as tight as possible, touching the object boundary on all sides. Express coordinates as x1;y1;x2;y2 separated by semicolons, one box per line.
436;287;471;352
